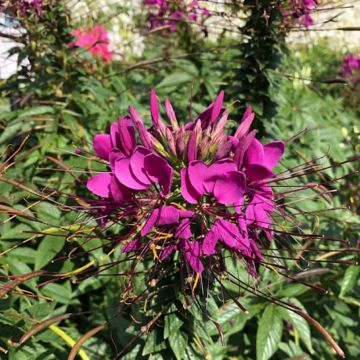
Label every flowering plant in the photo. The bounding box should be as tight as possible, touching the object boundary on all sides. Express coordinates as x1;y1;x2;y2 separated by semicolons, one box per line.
69;24;113;63
86;90;292;285
144;0;210;32
341;54;360;83
282;0;318;26
0;0;43;15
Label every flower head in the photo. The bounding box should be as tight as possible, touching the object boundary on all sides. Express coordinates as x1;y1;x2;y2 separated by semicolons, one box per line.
86;90;287;282
143;0;210;32
341;54;360;82
69;24;113;63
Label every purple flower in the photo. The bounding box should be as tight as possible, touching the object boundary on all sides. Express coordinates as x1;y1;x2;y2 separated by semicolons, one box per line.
86;90;285;280
143;0;211;32
341;54;360;82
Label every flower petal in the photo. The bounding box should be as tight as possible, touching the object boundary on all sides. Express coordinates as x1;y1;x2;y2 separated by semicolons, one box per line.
204;159;237;193
263;141;285;169
180;169;200;204
143;153;173;195
202;228;218;255
114;157;149;190
130;146;152;185
244;138;264;165
93;134;112;160
121;240;143;253
109;176;132;203
141;209;159;236
213;171;246;204
158;205;180;225
175;218;192;239
245;164;274;182
159;245;176;260
187;161;207;196
210;90;224;126
87;172;112;198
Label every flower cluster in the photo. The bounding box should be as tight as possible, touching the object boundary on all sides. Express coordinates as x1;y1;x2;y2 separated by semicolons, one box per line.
144;0;210;32
87;90;285;282
0;0;43;15
282;0;318;27
341;54;360;83
69;24;113;63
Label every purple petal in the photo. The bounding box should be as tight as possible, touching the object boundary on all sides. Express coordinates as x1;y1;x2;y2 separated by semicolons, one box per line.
150;89;160;128
215;219;250;252
263;141;285;169
121;240;142;253
109;176;133;202
234;130;257;167
87;172;112;198
245;164;274;182
244;138;264;165
178;209;195;218
110;122;120;149
187;161;207;196
213;171;246;204
158;205;180;225
118;117;136;156
187;130;197;162
159;245;176;260
114;157;149;190
144;153;173;195
109;150;125;169
93;134;112;160
130;146;152;185
141;209;159;236
202;228;218;255
175;218;192;239
129;106;152;149
180;168;200;204
234;107;255;139
165;97;179;130
184;241;204;273
210;90;224;126
204;159;237;193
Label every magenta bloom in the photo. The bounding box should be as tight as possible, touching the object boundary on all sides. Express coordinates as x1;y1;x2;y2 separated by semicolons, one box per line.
282;0;318;27
86;90;285;282
69;24;113;63
143;0;211;32
341;54;360;82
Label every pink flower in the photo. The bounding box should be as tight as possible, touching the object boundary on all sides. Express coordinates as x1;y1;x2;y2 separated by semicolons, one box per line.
86;90;285;279
341;54;360;82
143;0;211;32
70;24;113;63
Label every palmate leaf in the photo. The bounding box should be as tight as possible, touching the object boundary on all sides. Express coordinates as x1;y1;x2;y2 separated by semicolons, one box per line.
256;305;283;360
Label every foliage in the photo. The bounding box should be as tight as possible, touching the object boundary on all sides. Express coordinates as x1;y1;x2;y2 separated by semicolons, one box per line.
0;1;359;359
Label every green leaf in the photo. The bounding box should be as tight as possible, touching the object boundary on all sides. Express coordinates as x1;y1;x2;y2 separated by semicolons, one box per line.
164;313;183;339
35;235;65;270
256;305;283;360
156;73;193;89
41;283;72;304
142;329;167;356
278;299;314;354
340;265;360;297
169;331;188;360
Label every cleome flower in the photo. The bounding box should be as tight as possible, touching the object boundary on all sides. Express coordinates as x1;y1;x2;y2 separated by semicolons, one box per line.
143;0;210;32
86;90;285;284
69;24;113;63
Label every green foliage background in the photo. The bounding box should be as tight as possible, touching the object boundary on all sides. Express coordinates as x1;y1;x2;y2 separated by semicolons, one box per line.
0;1;359;359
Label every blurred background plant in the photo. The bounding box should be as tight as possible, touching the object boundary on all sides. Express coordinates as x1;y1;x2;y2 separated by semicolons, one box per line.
0;0;359;359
